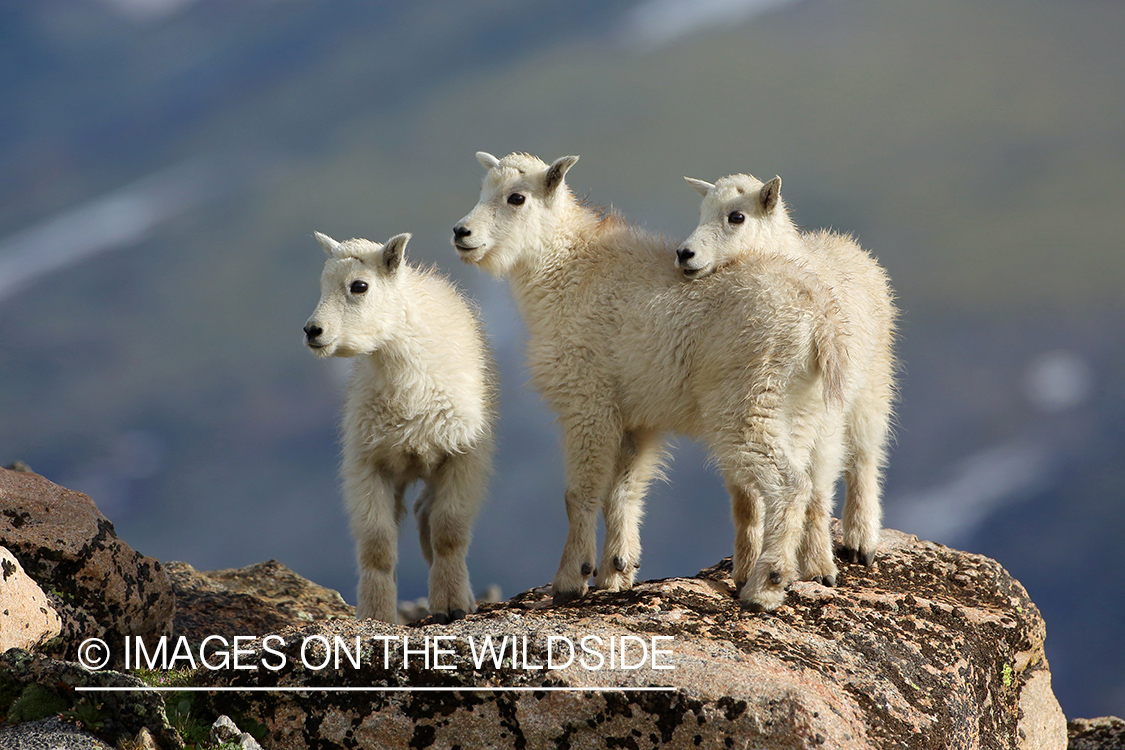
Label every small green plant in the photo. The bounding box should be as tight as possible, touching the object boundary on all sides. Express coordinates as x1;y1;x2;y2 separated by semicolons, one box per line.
130;667;216;747
1001;662;1014;688
6;684;68;723
60;696;109;733
165;693;211;748
132;666;199;690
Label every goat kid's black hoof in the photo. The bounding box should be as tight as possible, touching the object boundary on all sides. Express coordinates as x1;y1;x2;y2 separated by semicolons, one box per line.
552;589;582;606
841;546;876;567
840;546;875;566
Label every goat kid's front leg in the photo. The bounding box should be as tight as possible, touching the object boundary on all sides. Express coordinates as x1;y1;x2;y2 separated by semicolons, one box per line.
553;412;620;605
595;432;663;592
424;451;489;623
345;469;400;623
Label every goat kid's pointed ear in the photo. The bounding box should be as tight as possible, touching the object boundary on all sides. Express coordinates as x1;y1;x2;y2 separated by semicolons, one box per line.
315;231;342;256
476;151;501;170
544;155;579;194
760;176;782;212
684;177;715;197
382;233;411;274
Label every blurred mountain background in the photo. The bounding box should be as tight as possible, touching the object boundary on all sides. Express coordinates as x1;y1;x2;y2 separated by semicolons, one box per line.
1;0;1122;719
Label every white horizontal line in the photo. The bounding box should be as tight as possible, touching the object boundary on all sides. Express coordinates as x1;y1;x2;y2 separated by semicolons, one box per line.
76;686;676;693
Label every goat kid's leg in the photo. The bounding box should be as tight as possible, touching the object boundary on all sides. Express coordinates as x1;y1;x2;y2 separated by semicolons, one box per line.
553;411;621;605
425;451;489;623
841;391;892;567
743;469;812;612
414;483;435;567
728;411;811;612
594;432;664;592
728;483;763;596
345;470;400;623
801;437;844;587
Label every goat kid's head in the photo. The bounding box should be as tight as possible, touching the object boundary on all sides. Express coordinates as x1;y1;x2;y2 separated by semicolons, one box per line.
303;231;411;357
675;173;786;279
452;151;579;277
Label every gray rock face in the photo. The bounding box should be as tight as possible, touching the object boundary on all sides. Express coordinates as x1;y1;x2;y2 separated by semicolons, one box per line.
0;545;62;652
0;468;174;664
198;527;1067;750
210;715;264;750
0;648;183;749
1068;716;1125;750
0;716;114;750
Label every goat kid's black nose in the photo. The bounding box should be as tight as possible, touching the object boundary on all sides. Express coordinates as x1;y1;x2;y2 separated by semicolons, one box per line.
676;247;695;262
303;323;322;341
453;225;472;239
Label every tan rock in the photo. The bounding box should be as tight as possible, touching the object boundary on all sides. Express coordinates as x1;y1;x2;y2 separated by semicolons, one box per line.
0;467;174;665
0;546;62;652
164;559;353;651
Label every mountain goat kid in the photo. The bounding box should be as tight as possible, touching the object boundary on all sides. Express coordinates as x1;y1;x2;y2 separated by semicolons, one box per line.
452;152;859;611
303;232;495;623
677;173;897;574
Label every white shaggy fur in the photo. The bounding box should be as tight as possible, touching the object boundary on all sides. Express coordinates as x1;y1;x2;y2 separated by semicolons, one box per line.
452;152;887;611
678;173;897;577
304;231;495;622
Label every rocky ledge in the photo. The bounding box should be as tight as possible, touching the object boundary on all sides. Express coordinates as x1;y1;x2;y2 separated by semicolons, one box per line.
196;526;1065;750
3;466;1123;749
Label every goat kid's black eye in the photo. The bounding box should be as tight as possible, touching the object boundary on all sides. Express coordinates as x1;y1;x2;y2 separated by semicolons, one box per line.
507;193;526;206
350;280;369;295
728;211;745;225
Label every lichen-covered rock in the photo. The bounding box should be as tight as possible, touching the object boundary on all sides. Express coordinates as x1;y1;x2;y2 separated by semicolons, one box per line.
0;648;182;749
0;546;62;653
165;559;354;653
0;468;174;664
1068;716;1125;750
196;526;1066;750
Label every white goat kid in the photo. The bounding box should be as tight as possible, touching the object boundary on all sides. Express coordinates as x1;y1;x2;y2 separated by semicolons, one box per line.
453;152;856;611
304;232;495;623
677;173;897;569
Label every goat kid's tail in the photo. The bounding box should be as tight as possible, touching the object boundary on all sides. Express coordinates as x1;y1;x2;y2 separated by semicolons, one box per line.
814;300;850;409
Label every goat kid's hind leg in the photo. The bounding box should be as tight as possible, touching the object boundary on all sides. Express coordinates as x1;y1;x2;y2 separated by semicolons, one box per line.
345;470;401;623
425;450;489;623
744;472;812;612
414;483;436;567
800;436;844;587
733;434;812;612
594;431;664;592
841;389;892;567
553;411;621;605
